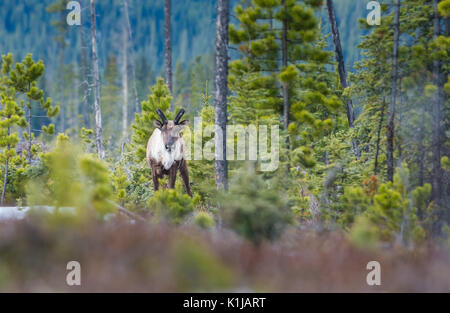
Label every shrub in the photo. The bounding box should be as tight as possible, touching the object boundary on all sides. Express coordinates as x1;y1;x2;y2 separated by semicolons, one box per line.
220;168;291;245
25;135;114;217
349;165;432;245
148;189;194;225
349;215;379;249
194;211;215;229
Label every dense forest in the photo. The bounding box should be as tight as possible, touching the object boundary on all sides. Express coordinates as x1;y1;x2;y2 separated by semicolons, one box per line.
0;0;449;292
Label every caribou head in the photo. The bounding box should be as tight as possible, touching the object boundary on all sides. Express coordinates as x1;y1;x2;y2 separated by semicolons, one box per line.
153;108;188;153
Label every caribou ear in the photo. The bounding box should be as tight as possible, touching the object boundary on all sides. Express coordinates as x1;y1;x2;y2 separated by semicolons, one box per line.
153;120;163;129
177;120;189;127
174;120;189;133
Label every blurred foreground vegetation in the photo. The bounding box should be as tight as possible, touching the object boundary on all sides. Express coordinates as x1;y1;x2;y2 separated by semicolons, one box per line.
0;218;449;292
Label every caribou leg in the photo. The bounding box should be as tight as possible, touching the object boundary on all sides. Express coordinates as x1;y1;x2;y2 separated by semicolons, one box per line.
149;159;160;192
152;173;160;191
179;160;192;198
168;163;177;189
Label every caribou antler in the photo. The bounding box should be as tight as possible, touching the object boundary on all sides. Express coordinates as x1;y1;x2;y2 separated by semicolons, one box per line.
174;109;185;125
156;108;168;125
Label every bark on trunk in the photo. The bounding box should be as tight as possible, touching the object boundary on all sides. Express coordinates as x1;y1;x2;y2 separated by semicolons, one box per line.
27;105;32;164
326;0;354;124
59;47;65;133
123;0;140;113
122;29;129;141
90;0;105;159
80;28;91;128
387;0;400;182
1;158;8;206
1;126;10;205
397;88;403;163
281;0;289;136
326;0;360;159
74;72;80;131
432;0;443;208
214;0;229;190
418;102;425;186
164;0;172;93
374;97;386;176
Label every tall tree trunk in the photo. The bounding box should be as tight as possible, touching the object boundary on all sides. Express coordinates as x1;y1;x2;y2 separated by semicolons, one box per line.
59;47;65;133
90;0;105;159
164;0;172;93
122;0;140;114
80;27;91;128
281;0;289;137
25;82;32;164
432;0;443;208
27;105;32;164
374;97;386;176
418;102;425;186
397;87;403;163
73;71;80;131
326;0;360;159
1;127;10;205
214;0;229;190
387;0;400;182
122;29;129;141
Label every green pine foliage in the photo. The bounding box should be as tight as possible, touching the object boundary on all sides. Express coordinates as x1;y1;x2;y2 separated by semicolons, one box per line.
229;0;325;122
131;77;173;162
4;53;58;161
185;92;216;205
349;165;436;246
0;65;27;203
26;134;114;217
194;211;216;229
149;189;194;225
220;167;291;245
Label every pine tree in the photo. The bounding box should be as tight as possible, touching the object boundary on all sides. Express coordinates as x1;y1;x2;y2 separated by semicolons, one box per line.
7;54;58;163
229;0;324;135
0;54;27;204
228;0;337;188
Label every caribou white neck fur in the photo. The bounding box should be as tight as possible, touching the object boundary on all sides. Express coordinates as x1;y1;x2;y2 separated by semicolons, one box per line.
147;128;185;170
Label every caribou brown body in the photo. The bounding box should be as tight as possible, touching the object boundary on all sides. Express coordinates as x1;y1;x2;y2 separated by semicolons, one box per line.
146;109;192;197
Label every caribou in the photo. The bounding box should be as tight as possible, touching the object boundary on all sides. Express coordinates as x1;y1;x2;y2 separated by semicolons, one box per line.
146;108;192;197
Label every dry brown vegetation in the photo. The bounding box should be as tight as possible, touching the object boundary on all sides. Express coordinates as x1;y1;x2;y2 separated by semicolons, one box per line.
0;218;449;292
